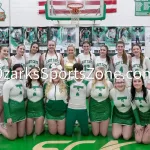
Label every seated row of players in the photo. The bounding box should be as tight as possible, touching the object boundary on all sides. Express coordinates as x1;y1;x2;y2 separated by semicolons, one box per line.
0;63;150;145
0;40;150;143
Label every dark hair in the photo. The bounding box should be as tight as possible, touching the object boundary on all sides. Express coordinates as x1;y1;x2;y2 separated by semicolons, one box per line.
26;67;43;88
131;74;147;103
116;41;127;64
45;40;58;60
100;45;110;64
30;42;40;53
0;46;8;52
132;44;144;68
73;63;83;71
82;41;92;60
12;64;24;71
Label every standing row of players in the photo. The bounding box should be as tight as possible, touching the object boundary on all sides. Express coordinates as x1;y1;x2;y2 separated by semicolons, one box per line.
0;40;150;144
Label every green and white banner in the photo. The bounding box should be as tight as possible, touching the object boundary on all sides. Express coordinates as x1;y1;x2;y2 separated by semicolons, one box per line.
0;27;9;46
135;0;150;16
10;27;24;53
24;27;37;51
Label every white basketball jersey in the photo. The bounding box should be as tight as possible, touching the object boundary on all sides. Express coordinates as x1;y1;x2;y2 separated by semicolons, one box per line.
44;52;61;74
25;53;41;71
78;53;95;79
113;54;129;74
94;56;109;71
132;56;149;73
11;55;26;70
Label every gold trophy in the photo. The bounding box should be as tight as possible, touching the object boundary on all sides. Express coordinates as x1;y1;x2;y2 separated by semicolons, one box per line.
65;62;74;72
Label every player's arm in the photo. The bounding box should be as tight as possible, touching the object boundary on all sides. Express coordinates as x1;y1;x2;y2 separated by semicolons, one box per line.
60;53;64;69
40;53;45;69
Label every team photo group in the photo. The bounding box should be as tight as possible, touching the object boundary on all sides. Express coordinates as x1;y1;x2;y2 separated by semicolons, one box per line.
0;40;150;145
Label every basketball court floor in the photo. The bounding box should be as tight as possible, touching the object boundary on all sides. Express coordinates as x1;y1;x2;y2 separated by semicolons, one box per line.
0;126;150;150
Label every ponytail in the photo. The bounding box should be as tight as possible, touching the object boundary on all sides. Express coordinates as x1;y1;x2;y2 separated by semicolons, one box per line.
122;50;127;64
45;49;49;60
89;51;92;60
140;53;144;68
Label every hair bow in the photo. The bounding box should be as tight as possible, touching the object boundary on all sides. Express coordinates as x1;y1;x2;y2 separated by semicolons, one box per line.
51;64;62;71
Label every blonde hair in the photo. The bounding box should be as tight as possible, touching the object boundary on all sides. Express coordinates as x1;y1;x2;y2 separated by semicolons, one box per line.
67;44;77;62
45;69;67;100
92;67;108;88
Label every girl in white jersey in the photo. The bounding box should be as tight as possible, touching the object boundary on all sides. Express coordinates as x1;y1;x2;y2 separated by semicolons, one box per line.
131;44;150;88
26;67;44;135
0;46;9;124
0;64;26;140
131;74;150;144
94;45;112;80
10;44;26;71
88;67;113;136
25;42;41;72
78;41;95;80
112;41;131;86
110;76;134;140
41;40;64;80
66;63;89;136
64;45;77;79
44;64;67;135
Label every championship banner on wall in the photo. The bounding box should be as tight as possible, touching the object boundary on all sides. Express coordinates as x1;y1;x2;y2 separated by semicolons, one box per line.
24;27;37;51
135;0;150;16
0;27;9;46
10;27;24;53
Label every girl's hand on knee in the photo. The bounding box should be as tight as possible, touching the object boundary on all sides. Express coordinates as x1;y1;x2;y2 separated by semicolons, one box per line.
135;124;144;134
7;118;12;126
145;125;150;133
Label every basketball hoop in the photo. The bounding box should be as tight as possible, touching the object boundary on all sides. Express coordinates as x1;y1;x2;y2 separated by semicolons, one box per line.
67;3;83;25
